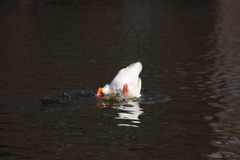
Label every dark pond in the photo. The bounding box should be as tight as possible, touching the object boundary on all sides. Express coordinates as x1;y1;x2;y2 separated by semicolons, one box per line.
0;0;240;160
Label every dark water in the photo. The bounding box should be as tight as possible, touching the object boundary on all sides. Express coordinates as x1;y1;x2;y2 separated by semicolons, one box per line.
1;0;240;159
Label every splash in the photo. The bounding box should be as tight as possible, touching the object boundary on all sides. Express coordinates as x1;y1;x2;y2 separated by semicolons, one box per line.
100;88;170;106
102;89;125;102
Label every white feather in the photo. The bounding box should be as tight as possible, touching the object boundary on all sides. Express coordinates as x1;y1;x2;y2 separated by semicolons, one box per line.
102;62;142;98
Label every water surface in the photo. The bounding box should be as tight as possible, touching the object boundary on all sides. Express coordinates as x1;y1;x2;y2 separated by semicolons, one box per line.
0;0;240;160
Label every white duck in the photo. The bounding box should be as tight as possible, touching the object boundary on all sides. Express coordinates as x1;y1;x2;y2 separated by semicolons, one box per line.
96;62;142;99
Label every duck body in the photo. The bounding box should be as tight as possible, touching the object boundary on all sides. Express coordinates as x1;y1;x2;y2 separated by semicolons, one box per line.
97;62;142;99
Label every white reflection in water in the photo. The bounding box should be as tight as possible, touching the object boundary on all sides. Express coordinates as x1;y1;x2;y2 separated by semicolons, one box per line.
113;101;143;127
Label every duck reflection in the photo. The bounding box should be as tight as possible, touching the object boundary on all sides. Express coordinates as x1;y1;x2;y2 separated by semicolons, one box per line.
97;101;143;127
113;101;143;127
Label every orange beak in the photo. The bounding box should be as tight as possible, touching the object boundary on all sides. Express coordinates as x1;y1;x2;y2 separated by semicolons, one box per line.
123;84;128;97
96;88;103;97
